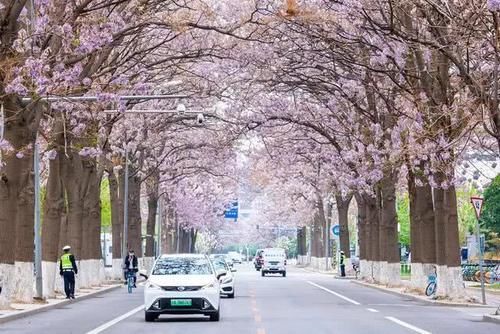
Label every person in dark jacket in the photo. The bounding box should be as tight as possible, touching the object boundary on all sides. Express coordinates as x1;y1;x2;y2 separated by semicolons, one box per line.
60;245;78;299
340;251;346;277
123;250;138;288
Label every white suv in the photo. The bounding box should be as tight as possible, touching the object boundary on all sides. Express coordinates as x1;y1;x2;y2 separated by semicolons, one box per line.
261;248;287;277
143;254;222;322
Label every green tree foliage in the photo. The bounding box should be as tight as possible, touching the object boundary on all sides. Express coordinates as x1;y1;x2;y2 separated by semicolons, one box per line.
396;193;410;247
101;178;111;230
481;174;500;234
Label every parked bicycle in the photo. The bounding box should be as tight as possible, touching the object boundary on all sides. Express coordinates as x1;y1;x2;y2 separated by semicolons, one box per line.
352;263;360;279
425;267;437;297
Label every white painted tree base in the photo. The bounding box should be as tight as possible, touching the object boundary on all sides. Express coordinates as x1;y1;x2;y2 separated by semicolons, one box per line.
436;265;467;300
359;260;371;281
112;259;124;281
382;262;401;287
0;263;14;309
42;261;57;299
141;257;155;273
409;263;436;293
11;262;34;303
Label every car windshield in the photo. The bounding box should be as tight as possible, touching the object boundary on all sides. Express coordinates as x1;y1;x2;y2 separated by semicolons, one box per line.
152;257;213;275
212;260;227;272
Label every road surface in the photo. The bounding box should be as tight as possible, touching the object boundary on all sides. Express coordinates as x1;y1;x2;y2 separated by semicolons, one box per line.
1;265;498;334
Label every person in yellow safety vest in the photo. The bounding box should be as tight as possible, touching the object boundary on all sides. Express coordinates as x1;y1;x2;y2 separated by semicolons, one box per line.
60;245;78;299
340;251;346;277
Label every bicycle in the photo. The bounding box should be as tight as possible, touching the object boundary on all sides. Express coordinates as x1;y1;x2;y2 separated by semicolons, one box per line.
425;268;437;297
126;270;135;294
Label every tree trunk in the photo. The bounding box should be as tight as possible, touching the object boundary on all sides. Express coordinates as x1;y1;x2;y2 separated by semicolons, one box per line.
127;172;142;257
60;152;85;259
364;194;379;262
42;156;65;262
336;194;352;257
41;154;64;297
433;187;447;266
297;226;307;256
444;186;460;267
108;169;122;259
355;194;368;261
0;99;43;304
380;174;399;264
145;172;159;257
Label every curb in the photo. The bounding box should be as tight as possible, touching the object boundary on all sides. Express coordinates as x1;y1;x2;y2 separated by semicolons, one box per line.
483;314;500;324
351;280;493;308
0;284;121;325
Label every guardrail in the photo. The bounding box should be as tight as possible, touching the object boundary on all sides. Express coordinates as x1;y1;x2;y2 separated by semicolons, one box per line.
400;263;411;275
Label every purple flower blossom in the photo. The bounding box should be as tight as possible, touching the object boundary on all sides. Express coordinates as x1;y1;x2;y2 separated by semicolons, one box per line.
46;149;57;160
488;0;500;11
0;139;13;152
79;147;102;158
82;77;92;86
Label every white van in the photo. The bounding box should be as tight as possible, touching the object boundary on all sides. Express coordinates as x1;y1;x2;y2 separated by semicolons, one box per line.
261;248;287;277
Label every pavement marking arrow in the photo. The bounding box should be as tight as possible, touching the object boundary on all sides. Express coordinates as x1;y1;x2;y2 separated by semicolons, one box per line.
86;305;144;334
385;316;431;334
306;281;361;305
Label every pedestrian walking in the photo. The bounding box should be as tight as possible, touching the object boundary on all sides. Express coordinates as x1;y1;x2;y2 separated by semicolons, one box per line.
60;245;78;299
340;251;346;277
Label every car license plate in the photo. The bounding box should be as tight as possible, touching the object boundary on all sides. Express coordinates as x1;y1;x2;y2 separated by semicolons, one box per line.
171;299;192;307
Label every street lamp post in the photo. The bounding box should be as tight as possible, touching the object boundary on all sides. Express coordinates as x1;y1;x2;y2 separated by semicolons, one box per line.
470;197;486;305
122;145;129;262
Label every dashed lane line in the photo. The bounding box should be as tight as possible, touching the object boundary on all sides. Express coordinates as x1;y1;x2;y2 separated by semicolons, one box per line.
306;281;361;305
385;316;432;334
86;305;144;334
366;308;379;313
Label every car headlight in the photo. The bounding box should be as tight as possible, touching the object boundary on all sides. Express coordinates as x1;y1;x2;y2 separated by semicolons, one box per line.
222;277;233;284
202;281;217;290
146;282;162;290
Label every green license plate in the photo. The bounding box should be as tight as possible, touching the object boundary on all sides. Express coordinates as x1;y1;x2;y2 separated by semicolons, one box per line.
170;299;192;307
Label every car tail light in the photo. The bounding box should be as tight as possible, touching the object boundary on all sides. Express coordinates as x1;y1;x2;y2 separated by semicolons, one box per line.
284;259;287;265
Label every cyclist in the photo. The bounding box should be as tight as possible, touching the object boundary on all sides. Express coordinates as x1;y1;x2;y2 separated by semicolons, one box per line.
123;250;138;288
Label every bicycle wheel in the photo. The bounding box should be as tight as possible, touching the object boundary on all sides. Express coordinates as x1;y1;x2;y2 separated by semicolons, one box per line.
128;276;133;293
425;282;436;296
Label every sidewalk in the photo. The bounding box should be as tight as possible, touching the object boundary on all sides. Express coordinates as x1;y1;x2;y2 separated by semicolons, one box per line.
0;282;121;324
351;280;500;308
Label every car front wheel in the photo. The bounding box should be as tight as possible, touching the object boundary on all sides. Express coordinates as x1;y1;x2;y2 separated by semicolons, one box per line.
261;270;265;277
210;310;220;321
282;271;287;277
145;311;157;322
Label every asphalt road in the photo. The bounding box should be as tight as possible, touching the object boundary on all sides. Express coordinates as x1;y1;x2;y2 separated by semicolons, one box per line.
1;264;498;334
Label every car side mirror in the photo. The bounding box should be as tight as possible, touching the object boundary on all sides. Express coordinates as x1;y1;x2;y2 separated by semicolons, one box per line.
139;269;148;280
217;272;226;280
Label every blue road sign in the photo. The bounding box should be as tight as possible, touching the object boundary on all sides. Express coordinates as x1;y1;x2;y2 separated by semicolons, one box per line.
224;201;238;220
332;225;340;237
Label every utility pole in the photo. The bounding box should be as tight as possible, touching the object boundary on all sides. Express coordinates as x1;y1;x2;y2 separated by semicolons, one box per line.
471;197;486;305
157;196;162;257
122;146;129;260
28;0;43;300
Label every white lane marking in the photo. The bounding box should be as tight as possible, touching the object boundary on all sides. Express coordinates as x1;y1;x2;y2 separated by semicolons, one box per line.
86;305;144;334
385;316;431;334
366;308;379;313
306;281;361;305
